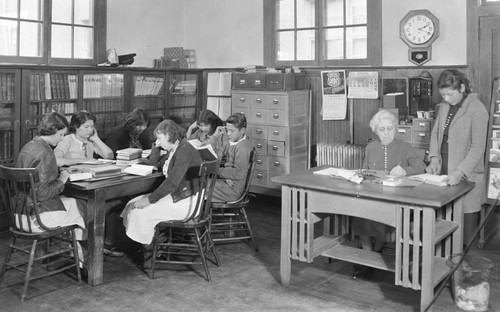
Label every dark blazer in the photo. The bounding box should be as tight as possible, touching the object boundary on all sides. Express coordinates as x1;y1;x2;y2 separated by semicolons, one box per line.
105;124;153;155
148;139;203;204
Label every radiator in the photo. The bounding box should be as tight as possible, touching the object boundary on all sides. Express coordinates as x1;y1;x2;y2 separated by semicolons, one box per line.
316;143;365;169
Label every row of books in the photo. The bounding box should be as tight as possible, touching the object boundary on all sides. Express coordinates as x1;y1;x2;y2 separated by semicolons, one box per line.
29;102;77;116
134;75;165;96
0;73;15;102
0;130;13;160
29;73;78;101
82;98;123;112
206;72;232;96
83;74;124;99
170;79;197;94
131;97;164;110
206;97;231;121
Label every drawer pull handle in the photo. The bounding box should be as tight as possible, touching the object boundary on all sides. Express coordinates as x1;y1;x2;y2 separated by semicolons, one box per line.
238;79;246;85
256;128;262;134
257;160;262;164
256;174;263;179
418;123;425;126
256;98;262;103
272;99;279;104
419;133;426;137
272;145;278;150
273;130;279;135
256;113;262;118
397;129;406;133
273;161;280;167
256;144;263;148
239;111;246;115
239;97;246;103
273;114;279;119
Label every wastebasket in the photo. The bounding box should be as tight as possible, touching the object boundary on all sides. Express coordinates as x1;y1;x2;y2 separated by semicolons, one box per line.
447;254;495;312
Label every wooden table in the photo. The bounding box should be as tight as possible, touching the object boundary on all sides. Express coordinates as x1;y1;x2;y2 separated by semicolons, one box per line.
63;172;163;286
272;167;475;312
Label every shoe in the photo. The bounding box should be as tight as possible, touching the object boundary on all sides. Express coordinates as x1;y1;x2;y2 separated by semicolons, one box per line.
352;265;374;280
103;244;125;257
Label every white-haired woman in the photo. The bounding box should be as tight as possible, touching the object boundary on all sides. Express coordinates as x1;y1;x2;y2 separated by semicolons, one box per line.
351;109;426;279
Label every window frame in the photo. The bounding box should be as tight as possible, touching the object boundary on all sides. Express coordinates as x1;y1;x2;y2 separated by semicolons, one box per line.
0;0;106;66
263;0;382;67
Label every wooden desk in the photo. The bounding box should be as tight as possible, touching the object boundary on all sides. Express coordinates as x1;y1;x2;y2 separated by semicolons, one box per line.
63;172;163;286
272;167;474;312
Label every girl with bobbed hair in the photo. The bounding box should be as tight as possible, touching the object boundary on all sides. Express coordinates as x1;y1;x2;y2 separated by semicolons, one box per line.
121;119;203;244
186;109;224;145
54;110;114;166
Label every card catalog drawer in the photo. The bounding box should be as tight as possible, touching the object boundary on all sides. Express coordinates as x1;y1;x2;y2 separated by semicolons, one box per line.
233;73;252;89
397;125;412;142
266;94;288;110
265;73;306;91
232;93;251;108
250;108;268;124
253;139;268;155
232;108;249;118
413;131;430;143
248;125;268;140
268;140;285;157
268;156;289;174
413;119;432;131
252;169;268;186
268;109;288;126
250;94;268;108
255;155;269;171
268;126;286;141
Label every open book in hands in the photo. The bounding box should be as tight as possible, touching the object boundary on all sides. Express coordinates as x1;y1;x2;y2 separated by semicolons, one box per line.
408;173;448;186
188;139;217;161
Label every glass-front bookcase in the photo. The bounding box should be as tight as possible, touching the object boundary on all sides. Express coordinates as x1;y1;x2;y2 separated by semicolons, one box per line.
166;69;203;129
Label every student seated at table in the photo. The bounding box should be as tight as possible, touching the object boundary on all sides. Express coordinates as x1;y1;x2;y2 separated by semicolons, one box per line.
54;110;114;166
16;112;87;264
105;107;160;165
186;109;224;146
120;119;203;245
209;113;252;202
351;109;426;279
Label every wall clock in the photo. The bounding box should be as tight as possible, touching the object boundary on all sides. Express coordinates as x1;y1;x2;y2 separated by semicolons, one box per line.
400;9;440;65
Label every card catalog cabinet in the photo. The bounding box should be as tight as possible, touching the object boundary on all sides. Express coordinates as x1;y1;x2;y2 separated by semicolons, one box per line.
231;90;310;195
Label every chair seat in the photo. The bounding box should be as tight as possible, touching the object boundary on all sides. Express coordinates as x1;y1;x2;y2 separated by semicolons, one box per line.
9;224;80;239
158;219;209;229
211;199;250;209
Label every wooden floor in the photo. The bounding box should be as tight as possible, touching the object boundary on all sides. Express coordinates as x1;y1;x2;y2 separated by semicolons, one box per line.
0;195;499;312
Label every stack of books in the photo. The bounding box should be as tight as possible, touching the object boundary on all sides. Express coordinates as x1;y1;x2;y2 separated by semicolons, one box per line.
123;164;155;176
116;148;142;161
88;165;122;178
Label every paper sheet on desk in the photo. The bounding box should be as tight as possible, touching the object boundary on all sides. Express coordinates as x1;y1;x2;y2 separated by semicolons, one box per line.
314;167;363;184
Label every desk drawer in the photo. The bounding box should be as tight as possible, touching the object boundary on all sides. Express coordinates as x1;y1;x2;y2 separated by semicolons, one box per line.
413;119;432;132
255;155;268;171
268;126;286;141
413;131;430;143
268;156;289;174
250;108;268;124
253;139;268;155
268;140;285;157
397;125;412;142
248;124;268;140
252;169;268;186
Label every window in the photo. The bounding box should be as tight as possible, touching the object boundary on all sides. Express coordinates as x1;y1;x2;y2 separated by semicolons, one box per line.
264;0;382;67
0;0;106;65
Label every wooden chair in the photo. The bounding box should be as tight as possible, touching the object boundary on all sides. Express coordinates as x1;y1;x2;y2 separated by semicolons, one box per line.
0;165;81;301
210;147;258;251
148;159;221;281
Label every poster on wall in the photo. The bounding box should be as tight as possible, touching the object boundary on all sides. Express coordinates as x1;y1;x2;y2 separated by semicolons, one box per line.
321;70;347;120
488;167;500;200
347;71;379;99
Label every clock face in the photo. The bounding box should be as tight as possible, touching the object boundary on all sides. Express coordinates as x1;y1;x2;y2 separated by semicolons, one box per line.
403;14;435;45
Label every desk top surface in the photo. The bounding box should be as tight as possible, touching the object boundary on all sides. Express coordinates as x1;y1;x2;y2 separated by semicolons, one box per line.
66;172;163;191
271;166;475;208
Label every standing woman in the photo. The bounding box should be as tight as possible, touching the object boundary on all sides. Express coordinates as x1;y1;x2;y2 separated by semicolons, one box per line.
427;69;488;243
186;109;224;146
54;110;114;166
16;112;86;261
121;119;203;245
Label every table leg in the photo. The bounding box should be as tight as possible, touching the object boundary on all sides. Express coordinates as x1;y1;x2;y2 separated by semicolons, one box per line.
420;208;436;312
280;186;291;287
86;189;105;286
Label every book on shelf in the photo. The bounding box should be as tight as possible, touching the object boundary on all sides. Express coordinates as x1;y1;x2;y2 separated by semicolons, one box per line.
188;139;217;161
408;173;448;186
123;164;156;176
116;148;143;160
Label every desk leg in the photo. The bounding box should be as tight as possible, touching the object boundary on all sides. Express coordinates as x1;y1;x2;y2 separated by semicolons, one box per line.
420;208;436;312
280;186;291;287
86;189;105;286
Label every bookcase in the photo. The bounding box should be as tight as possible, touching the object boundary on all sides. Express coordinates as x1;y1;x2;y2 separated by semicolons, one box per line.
204;70;234;121
165;69;203;129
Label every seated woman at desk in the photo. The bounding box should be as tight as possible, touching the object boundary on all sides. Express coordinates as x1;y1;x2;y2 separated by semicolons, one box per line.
186;109;224;146
351;109;426;279
54;110;114;166
16;112;87;264
121;119;203;245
